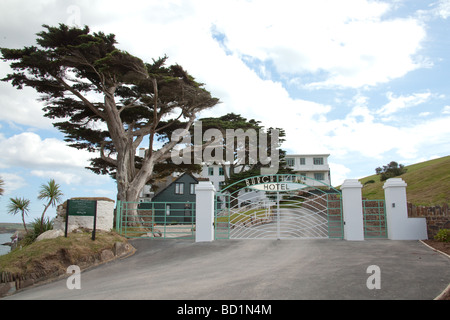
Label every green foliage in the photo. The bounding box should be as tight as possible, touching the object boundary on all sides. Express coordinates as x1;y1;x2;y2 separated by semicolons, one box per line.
0;176;4;196
22;218;54;246
37;179;63;232
375;161;407;181
434;229;450;243
7;197;30;233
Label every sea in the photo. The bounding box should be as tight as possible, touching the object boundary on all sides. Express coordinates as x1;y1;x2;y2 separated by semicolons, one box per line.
0;233;13;256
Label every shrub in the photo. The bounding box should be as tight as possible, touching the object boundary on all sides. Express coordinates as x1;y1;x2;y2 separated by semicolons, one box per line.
434;229;450;243
375;161;407;181
22;217;54;245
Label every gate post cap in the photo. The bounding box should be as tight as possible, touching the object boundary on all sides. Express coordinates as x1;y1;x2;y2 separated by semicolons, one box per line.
383;178;407;189
195;180;216;192
341;179;363;189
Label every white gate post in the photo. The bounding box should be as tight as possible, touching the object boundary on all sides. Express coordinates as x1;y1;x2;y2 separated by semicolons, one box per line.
341;179;365;241
383;178;427;240
195;180;216;242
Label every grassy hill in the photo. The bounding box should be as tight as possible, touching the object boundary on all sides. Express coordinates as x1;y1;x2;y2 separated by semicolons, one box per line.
360;155;450;206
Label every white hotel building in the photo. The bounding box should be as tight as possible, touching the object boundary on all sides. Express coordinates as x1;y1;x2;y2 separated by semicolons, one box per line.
284;154;331;187
199;154;331;191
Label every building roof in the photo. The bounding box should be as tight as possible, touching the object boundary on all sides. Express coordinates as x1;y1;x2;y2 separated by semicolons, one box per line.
152;172;199;199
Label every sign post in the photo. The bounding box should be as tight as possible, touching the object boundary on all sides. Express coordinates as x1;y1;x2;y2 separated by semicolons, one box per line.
65;199;98;240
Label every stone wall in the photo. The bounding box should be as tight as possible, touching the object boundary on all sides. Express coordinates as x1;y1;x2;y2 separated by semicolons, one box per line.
54;197;115;233
407;203;450;239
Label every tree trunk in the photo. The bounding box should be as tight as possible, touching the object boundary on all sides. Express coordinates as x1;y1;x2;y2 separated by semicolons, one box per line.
102;92;142;225
116;153;142;226
115;143;156;226
40;203;50;232
22;211;28;233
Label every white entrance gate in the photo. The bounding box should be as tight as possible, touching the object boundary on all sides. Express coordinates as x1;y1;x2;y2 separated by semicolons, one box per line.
214;174;343;240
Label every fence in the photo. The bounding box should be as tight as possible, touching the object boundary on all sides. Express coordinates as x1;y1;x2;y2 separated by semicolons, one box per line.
114;178;428;242
116;201;196;239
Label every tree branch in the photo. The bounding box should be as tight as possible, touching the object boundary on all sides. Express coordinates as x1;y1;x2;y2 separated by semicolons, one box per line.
100;142;118;167
54;76;104;118
152;115;196;163
148;78;159;161
119;96;141;114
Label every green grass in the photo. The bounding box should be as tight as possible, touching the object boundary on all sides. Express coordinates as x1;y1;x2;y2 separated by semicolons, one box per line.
216;207;273;224
0;231;127;275
216;197;305;225
360;155;450;206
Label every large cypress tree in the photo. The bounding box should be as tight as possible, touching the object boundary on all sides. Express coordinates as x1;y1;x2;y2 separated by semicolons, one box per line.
1;24;219;222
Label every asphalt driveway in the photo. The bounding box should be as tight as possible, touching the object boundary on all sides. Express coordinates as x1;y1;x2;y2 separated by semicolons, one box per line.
3;239;450;300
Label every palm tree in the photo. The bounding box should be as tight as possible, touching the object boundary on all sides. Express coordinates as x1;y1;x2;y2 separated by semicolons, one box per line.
7;197;30;233
37;179;63;231
0;176;4;196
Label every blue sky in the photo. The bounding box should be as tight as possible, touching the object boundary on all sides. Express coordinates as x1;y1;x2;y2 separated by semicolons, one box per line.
1;0;450;223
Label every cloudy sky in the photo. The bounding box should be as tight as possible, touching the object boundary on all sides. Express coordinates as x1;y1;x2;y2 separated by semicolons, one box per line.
1;0;450;223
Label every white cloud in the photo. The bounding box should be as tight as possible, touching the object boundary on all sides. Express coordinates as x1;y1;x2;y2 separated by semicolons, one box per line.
432;0;450;19
31;170;83;185
377;91;432;116
30;169;113;187
50;0;428;91
329;162;351;187
323;110;399;159
324;109;450;161
208;0;427;89
0;63;54;129
0;132;93;170
443;105;450;114
0;173;27;194
398;116;450;158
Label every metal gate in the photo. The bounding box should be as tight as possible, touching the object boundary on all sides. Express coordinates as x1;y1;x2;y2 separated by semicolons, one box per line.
363;199;387;239
215;174;343;240
116;201;196;239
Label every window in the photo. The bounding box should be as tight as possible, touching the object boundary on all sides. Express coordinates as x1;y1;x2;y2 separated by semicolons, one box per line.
299;158;306;165
218;167;224;176
313;157;324;165
175;183;184;194
190;183;196;195
219;181;226;191
286;158;294;166
314;173;325;181
166;204;171;216
208;167;214;176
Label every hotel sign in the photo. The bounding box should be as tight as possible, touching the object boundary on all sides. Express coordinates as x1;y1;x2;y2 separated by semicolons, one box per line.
245;175;308;192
